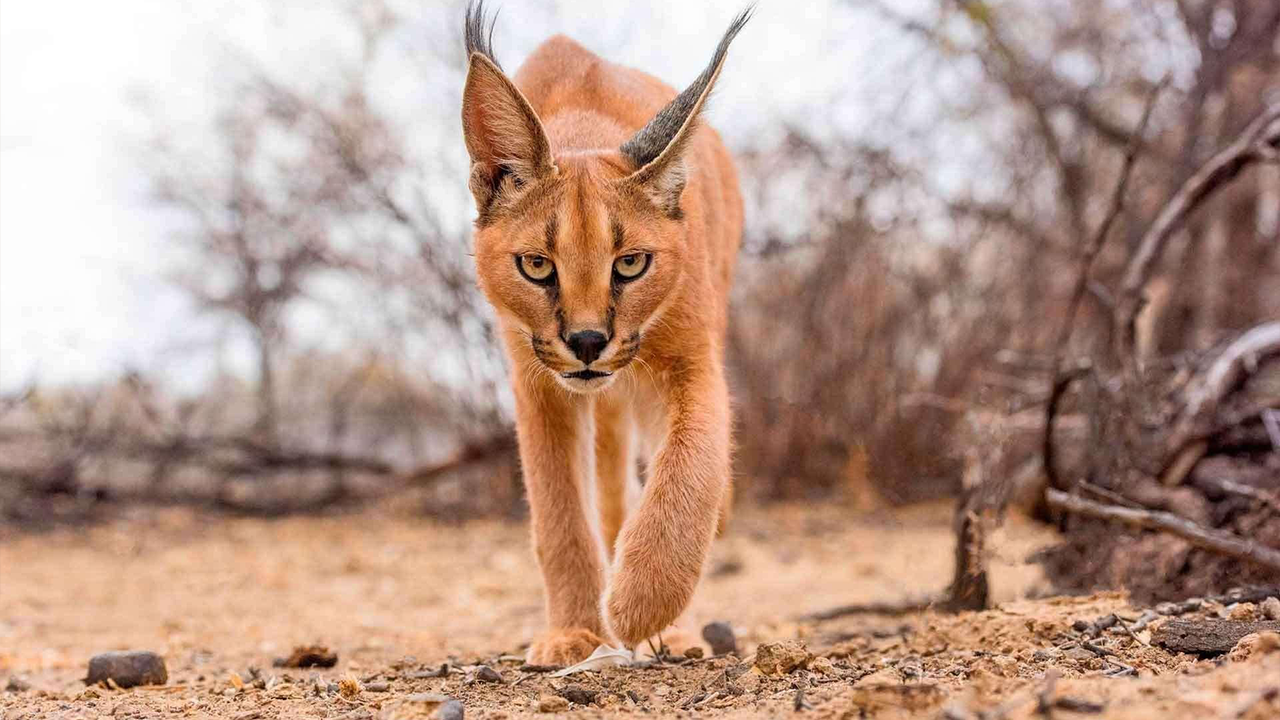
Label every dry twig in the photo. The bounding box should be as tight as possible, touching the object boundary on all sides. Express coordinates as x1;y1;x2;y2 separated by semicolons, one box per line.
1046;489;1280;573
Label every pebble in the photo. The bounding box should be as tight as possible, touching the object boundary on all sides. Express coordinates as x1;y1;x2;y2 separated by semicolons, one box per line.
471;665;503;683
736;668;763;693
558;685;598;705
537;693;570;713
378;693;463;720
435;700;465;720
809;656;836;675
754;640;811;675
1227;632;1280;663
1228;603;1258;621
85;651;168;688
5;676;31;692
1064;647;1096;662
701;621;738;655
684;646;704;659
1261;597;1280;621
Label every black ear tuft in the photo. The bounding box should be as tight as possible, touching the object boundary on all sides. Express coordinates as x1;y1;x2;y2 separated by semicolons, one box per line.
619;6;752;170
464;1;502;70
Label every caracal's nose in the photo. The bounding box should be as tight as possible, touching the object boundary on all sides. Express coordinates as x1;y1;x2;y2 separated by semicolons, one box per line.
565;330;608;365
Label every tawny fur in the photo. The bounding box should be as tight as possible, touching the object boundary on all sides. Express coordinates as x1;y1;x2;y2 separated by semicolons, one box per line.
460;2;747;665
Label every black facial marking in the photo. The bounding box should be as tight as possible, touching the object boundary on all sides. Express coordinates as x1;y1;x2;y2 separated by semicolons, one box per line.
554;306;567;341
545;215;557;253
611;219;625;252
545;281;559;311
605;303;617;339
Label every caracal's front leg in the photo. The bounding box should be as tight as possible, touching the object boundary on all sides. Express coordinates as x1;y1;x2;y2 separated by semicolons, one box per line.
515;378;609;665
602;363;731;647
594;391;636;558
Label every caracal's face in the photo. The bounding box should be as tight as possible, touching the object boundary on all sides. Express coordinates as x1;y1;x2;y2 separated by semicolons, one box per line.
474;155;685;394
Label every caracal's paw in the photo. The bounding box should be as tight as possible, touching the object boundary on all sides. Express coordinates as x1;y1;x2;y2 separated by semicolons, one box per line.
526;628;606;666
603;558;696;648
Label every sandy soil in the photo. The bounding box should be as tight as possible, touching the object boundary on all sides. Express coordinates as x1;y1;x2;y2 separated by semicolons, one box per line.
2;501;1278;719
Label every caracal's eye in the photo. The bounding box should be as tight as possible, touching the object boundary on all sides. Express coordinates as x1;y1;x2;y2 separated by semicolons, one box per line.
517;254;555;284
613;253;651;281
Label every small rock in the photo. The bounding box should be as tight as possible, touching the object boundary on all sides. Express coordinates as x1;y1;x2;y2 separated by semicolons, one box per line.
537;694;570;713
378;693;462;720
1228;603;1258;621
85;651;168;688
702;622;738;655
684;646;704;660
709;557;745;578
434;700;465;720
558;685;598;705
1032;648;1061;662
1261;597;1280;621
407;663;451;679
276;645;338;669
809;656;836;675
1227;631;1280;663
365;682;390;693
754;640;811;675
471;665;503;683
736;668;763;693
1064;647;1096;663
5;676;31;692
390;656;419;671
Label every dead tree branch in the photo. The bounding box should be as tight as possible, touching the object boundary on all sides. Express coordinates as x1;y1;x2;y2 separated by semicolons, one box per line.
1046;488;1280;573
1160;322;1280;485
1042;81;1163;491
1113;105;1280;371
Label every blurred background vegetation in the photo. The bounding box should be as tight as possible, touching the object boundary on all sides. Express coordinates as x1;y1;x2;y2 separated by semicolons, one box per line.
1;0;1277;596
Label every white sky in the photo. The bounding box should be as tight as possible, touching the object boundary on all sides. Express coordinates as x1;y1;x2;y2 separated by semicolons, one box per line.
0;0;919;392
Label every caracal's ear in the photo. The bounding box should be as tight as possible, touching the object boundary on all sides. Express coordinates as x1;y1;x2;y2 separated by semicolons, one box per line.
617;7;752;219
461;1;556;220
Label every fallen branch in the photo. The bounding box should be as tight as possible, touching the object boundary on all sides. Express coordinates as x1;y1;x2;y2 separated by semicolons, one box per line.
1152;618;1280;655
801;597;937;622
402;436;515;485
1045;488;1280;573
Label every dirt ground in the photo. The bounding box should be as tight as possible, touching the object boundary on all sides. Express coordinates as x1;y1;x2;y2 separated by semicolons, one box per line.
3;501;1279;719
